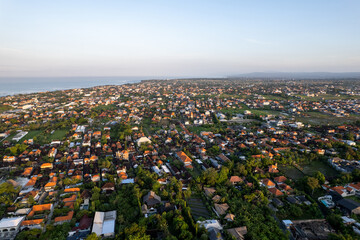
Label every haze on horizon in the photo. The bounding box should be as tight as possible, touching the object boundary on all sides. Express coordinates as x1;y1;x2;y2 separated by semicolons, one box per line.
0;0;360;78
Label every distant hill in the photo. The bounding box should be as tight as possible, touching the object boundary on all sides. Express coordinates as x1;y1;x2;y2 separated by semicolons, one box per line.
229;72;360;79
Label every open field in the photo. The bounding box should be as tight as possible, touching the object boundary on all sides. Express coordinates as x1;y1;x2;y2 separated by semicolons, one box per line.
279;165;305;180
280;160;338;180
301;160;338;178
0;105;13;112
23;130;42;140
250;109;285;116
296;111;360;125
49;129;69;141
295;94;360;101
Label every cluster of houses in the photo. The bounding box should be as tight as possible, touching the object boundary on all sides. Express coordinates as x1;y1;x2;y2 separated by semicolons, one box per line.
0;79;360;239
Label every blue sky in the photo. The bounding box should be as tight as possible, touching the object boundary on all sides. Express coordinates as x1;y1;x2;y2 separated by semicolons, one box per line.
0;0;359;77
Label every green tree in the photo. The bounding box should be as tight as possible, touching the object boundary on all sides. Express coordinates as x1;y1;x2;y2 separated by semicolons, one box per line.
307;177;320;195
314;171;326;185
217;166;229;184
85;233;100;240
202;168;218;186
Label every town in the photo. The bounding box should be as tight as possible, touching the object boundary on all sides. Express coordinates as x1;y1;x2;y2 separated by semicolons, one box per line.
0;78;360;240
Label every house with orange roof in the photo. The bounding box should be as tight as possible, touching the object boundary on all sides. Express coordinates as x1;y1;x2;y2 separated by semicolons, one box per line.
278;183;293;193
268;164;279;173
27;204;53;218
91;174;100;182
44;181;56;192
3;156;16;162
54;211;74;225
261;179;276;188
22;167;33;177
274;176;287;184
48;147;57;158
229;176;243;185
268;188;284;197
330;186;355;197
176;151;192;167
348;183;360;195
24;177;38;189
64;188;80;194
20;219;44;230
40;163;53;170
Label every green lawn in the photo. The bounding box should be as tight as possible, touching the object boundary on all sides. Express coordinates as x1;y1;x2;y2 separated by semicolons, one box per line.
250;109;284;116
3;132;21;142
262;94;291;101
279;160;338;180
279;165;305;180
0;105;13;112
296;111;360;126
301;160;338;178
23;130;42;140
49;129;68;141
295;94;360;101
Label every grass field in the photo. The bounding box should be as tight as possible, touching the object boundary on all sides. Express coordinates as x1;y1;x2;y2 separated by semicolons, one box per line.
296;111;360;125
279;165;305;180
23;130;42;140
3;132;18;142
280;160;338;180
250;109;284;116
0;105;13;112
49;129;68;141
295;94;360;101
301;160;338;178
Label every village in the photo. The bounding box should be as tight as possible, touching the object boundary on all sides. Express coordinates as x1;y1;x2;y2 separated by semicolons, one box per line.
0;78;360;240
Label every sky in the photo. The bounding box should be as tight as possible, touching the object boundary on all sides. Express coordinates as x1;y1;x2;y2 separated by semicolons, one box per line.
0;0;360;78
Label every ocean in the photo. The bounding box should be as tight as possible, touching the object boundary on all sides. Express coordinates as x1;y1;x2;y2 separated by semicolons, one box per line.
0;76;152;97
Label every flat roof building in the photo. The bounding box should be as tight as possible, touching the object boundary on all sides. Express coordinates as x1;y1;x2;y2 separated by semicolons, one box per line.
0;216;25;240
92;211;116;238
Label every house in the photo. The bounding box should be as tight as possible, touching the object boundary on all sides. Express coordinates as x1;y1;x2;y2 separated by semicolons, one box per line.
224;213;235;221
261;179;276;188
197;219;223;231
330;186;355;197
274;176;287;184
226;226;248;240
229;176;243;185
214;203;229;216
268;164;279;173
2;156;16;163
92;211;117;238
337;199;360;215
212;195;221;203
44;182;56;192
143;191;161;207
284;219;334;239
204;187;216;197
0;216;25;240
54;211;74;225
20;219;44;230
71;214;93;232
137;137;151;147
268;188;284;197
40;163;53;170
101;183;115;193
176;151;192;167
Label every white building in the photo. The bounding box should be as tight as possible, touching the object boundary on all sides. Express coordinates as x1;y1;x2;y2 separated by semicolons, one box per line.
137;137;151;147
0;216;25;240
92;211;117;238
197;219;223;231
